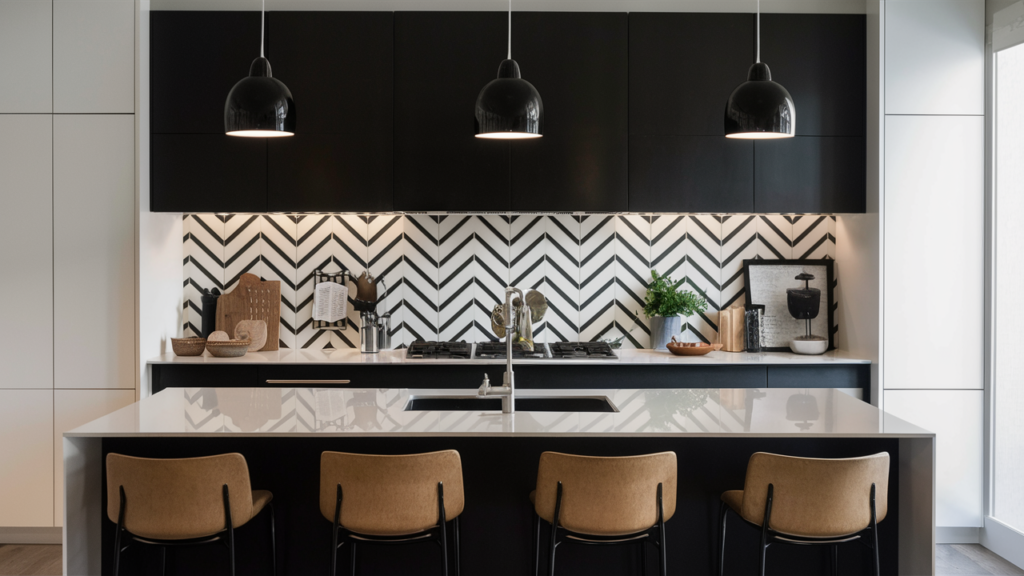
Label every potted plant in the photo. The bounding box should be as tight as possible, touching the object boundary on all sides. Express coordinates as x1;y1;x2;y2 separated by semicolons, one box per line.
644;270;708;350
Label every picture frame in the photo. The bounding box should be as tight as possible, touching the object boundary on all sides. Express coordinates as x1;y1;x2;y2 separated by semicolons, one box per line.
742;259;835;352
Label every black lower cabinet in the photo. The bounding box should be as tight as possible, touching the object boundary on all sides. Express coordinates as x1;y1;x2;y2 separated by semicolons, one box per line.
152;363;865;397
629;135;754;212
151;134;267;212
267;134;393;212
754;136;866;213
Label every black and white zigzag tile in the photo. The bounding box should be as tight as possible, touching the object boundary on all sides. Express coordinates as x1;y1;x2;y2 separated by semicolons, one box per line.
260;215;298;349
401;215;440;346
650;215;722;344
792;214;837;260
438;215;510;343
579;215;616;344
329;215;368;350
613;215;652;349
510;215;581;342
368;214;404;349
183;214;225;337
295;215;345;350
224;214;262;294
720;215;793;310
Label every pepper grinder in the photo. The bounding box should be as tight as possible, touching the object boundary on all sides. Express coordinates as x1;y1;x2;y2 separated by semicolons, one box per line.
787;272;828;355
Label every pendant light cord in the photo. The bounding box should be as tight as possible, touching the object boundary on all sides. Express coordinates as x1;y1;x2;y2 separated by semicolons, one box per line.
260;0;265;58
507;0;512;60
756;0;760;63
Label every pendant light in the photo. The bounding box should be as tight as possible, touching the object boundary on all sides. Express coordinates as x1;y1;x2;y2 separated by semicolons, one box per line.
224;0;295;137
474;0;543;139
724;0;795;139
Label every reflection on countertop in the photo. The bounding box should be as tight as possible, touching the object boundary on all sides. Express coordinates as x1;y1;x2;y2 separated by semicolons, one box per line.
66;387;931;439
147;348;872;366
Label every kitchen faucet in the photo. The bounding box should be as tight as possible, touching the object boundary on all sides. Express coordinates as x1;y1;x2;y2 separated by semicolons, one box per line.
478;285;523;413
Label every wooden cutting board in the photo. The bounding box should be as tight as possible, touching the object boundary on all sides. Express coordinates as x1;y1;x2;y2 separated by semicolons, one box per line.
216;273;281;351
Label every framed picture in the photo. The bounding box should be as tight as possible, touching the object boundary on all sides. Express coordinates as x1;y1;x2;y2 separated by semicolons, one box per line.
743;259;835;352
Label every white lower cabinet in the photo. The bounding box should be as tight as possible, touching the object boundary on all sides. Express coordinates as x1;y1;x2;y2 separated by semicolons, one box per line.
54;390;135;526
0;390;53;527
884;389;984;528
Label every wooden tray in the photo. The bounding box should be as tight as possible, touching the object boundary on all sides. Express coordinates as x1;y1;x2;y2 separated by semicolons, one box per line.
216;273;281;351
666;342;723;357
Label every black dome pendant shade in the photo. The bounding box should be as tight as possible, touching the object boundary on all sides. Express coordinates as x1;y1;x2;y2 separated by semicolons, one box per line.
724;0;795;139
225;0;294;137
475;0;543;139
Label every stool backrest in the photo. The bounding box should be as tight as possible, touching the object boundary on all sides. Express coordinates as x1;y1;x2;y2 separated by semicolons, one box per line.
319;450;464;536
105;453;255;540
740;451;890;538
534;451;677;536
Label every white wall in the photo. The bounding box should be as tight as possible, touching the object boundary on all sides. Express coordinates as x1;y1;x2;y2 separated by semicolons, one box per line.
881;0;987;541
0;0;138;539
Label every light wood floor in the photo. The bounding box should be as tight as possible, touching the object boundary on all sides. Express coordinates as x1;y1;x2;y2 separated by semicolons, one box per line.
0;543;1020;575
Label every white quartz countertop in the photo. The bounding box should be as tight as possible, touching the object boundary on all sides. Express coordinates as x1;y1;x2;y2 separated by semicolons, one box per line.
66;387;928;439
147;348;871;366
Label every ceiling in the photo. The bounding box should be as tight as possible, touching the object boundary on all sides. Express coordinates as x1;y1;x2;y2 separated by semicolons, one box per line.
149;0;868;14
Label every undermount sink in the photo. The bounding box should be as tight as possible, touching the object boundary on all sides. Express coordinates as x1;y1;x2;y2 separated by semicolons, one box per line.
403;396;618;413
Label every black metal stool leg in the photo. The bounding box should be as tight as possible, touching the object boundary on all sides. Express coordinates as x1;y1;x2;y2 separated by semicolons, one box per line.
161;546;167;576
453;515;461;576
549;482;562;576
831;544;838;576
718;501;727;576
536;508;544;573
114;487;126;576
269;502;277;576
350;542;357;576
640;540;647;576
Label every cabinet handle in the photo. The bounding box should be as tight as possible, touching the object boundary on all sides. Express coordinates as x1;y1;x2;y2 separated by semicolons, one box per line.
265;379;352;385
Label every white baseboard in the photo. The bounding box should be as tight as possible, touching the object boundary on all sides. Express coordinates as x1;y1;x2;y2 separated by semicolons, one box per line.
0;527;62;544
981;516;1024;571
937;526;981;544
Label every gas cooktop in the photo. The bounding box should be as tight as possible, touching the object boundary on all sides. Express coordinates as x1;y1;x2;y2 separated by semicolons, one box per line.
548;341;618;359
473;341;550;360
405;340;472;359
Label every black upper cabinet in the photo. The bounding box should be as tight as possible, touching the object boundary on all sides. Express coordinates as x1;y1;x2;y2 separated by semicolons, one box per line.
754;137;866;213
630;13;753;137
509;13;628;212
394;12;510;212
151;11;262;134
151;135;267;213
628;14;755;213
265;12;393;212
761;15;866;136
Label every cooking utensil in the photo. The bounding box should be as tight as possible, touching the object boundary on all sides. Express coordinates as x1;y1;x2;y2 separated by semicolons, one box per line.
525;290;547;323
491;304;506;338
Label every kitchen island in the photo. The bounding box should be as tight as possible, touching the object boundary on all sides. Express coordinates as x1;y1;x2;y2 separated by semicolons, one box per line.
64;387;932;575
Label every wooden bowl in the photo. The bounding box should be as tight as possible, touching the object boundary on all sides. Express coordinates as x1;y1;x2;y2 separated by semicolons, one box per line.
205;340;251;358
666;342;723;357
171;337;207;357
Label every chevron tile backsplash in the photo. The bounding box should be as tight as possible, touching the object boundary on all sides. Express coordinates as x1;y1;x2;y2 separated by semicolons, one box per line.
182;214;837;350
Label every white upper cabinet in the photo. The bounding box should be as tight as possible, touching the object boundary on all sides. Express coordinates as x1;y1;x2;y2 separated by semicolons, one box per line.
0;1;52;113
884;115;984;390
53;0;134;113
54;115;135;390
885;0;985;115
0;115;53;390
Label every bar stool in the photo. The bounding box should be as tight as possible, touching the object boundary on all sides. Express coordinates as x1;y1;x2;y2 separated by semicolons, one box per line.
106;453;275;576
531;451;677;576
718;451;890;576
320;450;464;576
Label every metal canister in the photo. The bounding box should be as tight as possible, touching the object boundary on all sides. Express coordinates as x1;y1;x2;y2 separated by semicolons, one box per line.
744;304;765;353
377;313;391;350
360;311;379;354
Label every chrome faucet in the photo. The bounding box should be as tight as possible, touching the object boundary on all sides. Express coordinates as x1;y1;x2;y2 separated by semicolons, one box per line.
478;286;523;413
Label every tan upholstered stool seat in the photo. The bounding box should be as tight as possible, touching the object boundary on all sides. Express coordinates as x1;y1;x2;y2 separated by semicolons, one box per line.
252;490;274;518
720;490;743;517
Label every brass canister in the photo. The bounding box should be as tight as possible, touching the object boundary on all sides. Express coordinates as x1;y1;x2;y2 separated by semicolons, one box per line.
720;303;746;352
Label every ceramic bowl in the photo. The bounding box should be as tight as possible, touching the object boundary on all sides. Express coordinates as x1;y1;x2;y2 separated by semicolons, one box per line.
205;339;251;358
171;337;207;357
789;338;829;355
